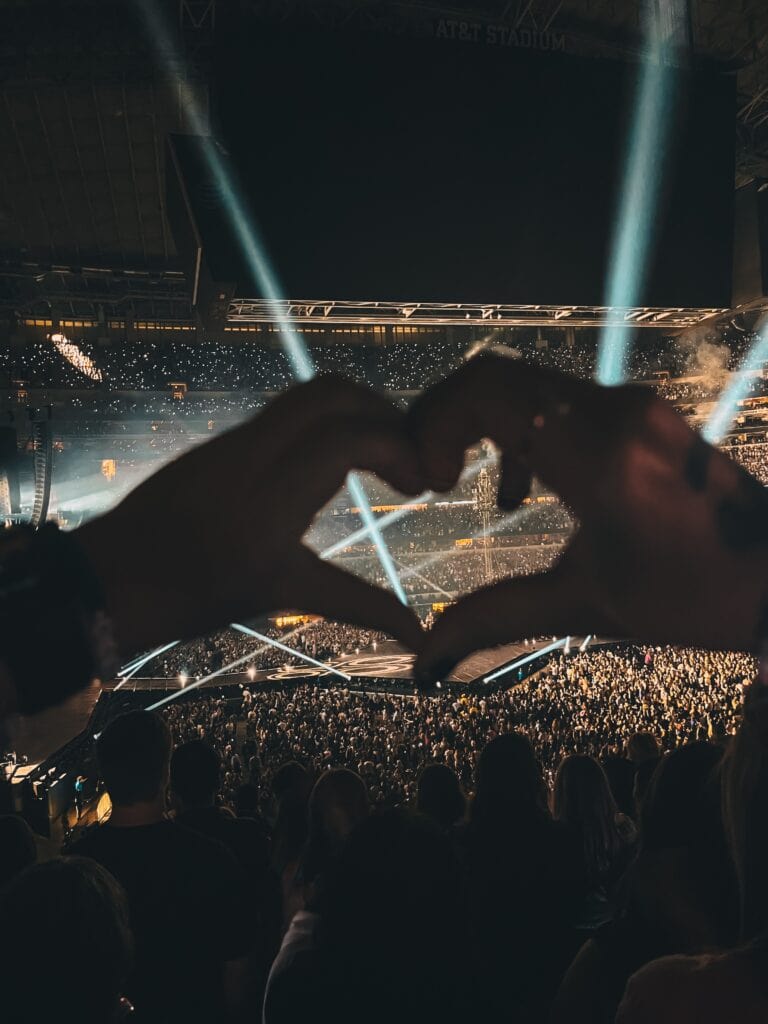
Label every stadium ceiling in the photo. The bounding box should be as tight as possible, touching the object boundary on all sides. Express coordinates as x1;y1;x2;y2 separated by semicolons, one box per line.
254;0;768;186
1;0;767;327
0;0;213;273
228;298;729;329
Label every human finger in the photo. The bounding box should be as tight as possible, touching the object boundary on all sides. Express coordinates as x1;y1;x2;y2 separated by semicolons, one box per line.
243;375;407;461
497;450;533;511
272;416;426;538
407;355;568;491
412;561;609;687
408;355;647;516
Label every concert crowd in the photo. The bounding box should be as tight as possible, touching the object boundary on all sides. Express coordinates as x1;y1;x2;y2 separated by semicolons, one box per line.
5;326;765;398
2;639;761;1023
157;644;752;808
4;345;768;1023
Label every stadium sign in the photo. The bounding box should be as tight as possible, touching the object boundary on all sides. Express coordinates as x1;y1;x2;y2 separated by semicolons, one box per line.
434;19;566;53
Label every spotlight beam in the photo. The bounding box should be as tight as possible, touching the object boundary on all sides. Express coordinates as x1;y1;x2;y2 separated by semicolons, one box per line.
318;458;494;561
703;317;768;445
119;641;180;677
142;504;564;710
146;644;276;712
135;0;405;605
397;504;544;584
114;640;181;690
391;557;455;601
320;503;423;559
231;623;351;680
118;653;151;676
483;636;568;683
595;6;683;386
144;617;333;712
346;474;407;604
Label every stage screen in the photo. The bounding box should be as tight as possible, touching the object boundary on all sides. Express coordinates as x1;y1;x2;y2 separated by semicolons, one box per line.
215;20;735;308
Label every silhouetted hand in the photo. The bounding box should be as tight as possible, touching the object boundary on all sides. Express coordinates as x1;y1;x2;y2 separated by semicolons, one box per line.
77;378;426;658
408;354;768;684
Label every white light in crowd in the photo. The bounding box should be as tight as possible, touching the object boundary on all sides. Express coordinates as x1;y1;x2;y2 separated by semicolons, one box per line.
49;333;103;382
564;636;572;655
231;623;352;681
247;666;256;680
393;555;455;601
319;459;492;562
179;672;188;686
114;640;181;691
320;504;421;560
579;634;594;653
146;619;326;712
483;637;568;684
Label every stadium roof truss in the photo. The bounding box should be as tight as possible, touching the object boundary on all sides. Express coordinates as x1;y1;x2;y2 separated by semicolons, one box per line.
227;298;729;329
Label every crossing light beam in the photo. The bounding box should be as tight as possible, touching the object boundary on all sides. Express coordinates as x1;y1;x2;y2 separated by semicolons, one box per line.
231;623;352;680
483;636;568;684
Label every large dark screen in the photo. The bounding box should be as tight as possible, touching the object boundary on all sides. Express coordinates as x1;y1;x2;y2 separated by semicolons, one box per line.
215;20;735;308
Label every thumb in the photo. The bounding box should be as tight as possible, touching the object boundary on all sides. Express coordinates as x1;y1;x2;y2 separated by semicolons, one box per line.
413;563;607;687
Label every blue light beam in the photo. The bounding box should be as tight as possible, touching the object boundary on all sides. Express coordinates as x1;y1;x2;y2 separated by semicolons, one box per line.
483;636;568;684
146;643;275;712
392;556;455;601
320;503;421;559
231;622;352;680
118;640;180;677
144;617;329;712
319;458;493;560
596;5;684;386
703;318;768;445
114;640;181;691
346;474;407;604
135;0;405;604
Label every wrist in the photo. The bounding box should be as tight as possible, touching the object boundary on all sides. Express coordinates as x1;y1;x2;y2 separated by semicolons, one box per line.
75;514;140;658
0;524;119;714
75;514;194;659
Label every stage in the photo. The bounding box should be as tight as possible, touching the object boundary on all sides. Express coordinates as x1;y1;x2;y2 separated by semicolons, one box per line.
7;637;596;764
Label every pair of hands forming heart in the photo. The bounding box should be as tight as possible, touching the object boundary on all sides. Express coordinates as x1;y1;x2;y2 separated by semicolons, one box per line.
77;355;768;687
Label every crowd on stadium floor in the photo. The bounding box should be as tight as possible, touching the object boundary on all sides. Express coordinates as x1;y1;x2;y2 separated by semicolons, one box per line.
1;641;762;1023
305;493;574;553
156;622;390;679
151;549;567;679
156;645;753;808
354;543;568;599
